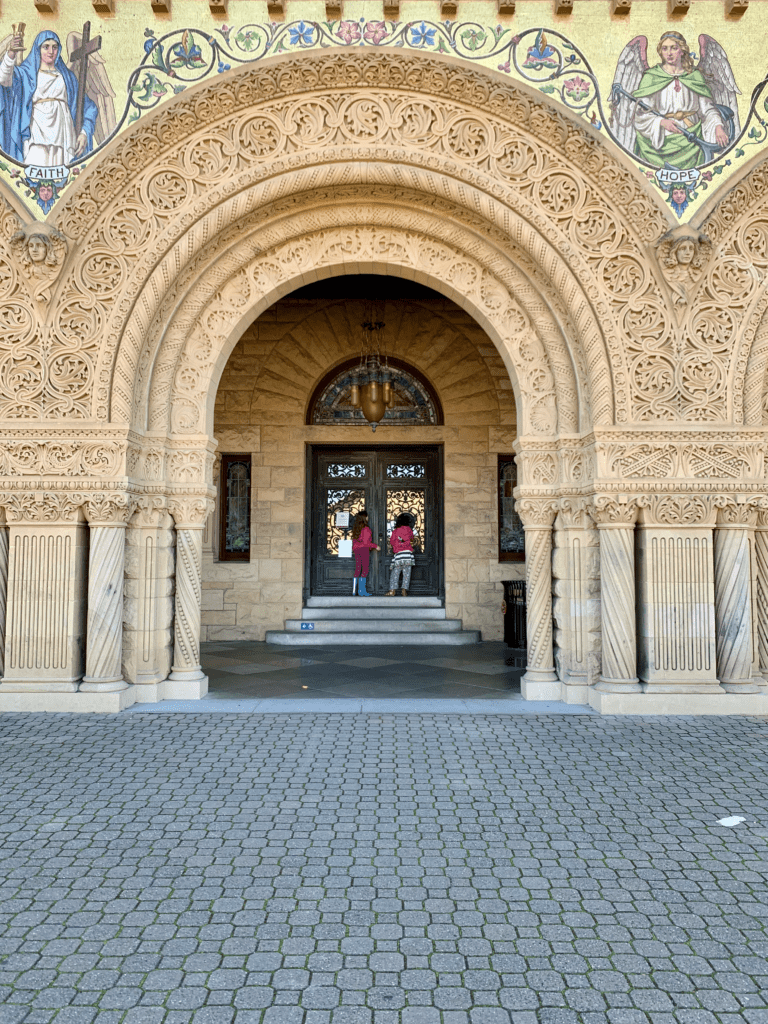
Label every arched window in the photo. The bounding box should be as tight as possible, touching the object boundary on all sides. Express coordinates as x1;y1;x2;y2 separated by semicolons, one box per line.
307;357;442;427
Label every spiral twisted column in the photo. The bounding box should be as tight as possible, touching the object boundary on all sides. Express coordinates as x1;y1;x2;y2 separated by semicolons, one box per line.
715;503;761;693
81;496;135;693
169;497;212;688
755;511;768;681
517;499;559;699
0;515;8;679
589;500;641;693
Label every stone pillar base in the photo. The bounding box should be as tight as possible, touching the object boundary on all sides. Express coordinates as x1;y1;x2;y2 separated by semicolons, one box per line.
721;680;764;693
590;689;768;715
594;677;642;693
163;674;209;700
80;678;129;692
643;681;726;694
521;668;560;701
0;680;78;692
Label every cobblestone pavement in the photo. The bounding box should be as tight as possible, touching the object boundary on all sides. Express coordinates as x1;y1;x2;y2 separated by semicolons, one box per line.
1;712;768;1024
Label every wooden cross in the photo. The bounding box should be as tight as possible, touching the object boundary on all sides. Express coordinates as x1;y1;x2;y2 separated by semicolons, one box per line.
69;21;102;137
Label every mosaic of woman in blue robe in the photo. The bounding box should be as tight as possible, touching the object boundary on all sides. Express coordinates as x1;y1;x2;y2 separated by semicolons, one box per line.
0;30;97;167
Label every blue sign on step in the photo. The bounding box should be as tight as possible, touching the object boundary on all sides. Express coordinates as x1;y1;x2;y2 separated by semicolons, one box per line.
301;622;315;630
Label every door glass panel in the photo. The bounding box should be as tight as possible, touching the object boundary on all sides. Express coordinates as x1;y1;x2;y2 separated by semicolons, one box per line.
387;463;425;479
326;488;366;555
327;463;367;479
386;488;425;554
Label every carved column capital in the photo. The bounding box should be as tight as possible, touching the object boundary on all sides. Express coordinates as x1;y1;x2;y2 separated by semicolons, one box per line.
636;493;715;527
168;495;214;529
83;492;137;527
516;498;558;529
130;496;168;528
587;496;639;528
556;497;595;530
714;495;763;528
0;492;86;524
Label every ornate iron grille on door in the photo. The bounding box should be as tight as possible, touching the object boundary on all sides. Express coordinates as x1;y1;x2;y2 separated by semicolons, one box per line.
307;446;443;597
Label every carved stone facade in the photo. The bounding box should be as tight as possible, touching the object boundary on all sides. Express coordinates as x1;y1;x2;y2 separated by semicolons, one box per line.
0;48;766;713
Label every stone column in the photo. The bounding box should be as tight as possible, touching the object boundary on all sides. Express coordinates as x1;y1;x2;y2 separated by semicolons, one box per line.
552;499;601;704
754;509;768;682
517;499;559;700
81;494;135;693
635;495;720;694
123;498;173;689
0;494;88;692
589;498;641;693
714;500;763;693
168;496;211;698
0;510;7;679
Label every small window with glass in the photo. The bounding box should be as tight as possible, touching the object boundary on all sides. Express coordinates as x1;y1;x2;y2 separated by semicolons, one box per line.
498;454;524;562
220;453;251;562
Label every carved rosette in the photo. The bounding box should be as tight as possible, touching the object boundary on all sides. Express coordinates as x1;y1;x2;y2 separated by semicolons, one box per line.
589;499;640;693
516;498;558;685
168;495;213;681
714;500;762;693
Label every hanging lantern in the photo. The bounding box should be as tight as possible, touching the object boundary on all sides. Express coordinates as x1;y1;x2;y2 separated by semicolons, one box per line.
352;314;390;431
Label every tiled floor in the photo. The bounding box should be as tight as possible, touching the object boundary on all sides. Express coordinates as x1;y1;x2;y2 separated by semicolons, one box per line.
125;642;593;714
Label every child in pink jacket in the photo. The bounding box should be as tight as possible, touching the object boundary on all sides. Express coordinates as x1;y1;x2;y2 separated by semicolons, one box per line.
351;510;379;596
387;513;415;596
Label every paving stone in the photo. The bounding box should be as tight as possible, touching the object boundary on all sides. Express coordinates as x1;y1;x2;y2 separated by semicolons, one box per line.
1;712;767;1023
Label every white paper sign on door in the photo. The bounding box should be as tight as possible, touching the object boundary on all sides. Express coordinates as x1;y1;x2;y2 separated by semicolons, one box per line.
338;538;352;558
336;511;350;527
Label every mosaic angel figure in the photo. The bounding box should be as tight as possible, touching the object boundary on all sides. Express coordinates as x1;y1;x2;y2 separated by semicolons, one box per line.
610;31;740;169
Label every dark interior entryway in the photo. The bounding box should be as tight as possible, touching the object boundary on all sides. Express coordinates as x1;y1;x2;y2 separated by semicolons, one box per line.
306;445;443;598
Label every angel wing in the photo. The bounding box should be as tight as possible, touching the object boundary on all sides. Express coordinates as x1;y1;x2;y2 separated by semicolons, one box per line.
609;36;648;153
67;32;117;146
699;34;741;139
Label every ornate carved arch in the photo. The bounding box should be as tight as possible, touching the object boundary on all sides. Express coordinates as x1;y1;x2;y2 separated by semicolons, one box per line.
697;154;768;426
35;48;674;439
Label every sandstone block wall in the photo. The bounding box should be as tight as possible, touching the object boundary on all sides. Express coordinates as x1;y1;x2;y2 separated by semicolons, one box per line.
203;293;523;641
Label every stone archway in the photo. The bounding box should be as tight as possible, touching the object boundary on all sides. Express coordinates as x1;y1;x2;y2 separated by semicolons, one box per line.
15;47;757;714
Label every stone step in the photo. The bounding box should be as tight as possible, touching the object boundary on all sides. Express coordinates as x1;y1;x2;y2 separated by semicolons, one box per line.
284;618;461;632
302;606;447;621
265;630;482;646
306;596;443;608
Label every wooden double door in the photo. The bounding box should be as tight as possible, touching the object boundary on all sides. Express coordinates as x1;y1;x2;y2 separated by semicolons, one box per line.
307;445;443;597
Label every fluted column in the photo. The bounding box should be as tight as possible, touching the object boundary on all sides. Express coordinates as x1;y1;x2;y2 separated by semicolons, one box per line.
0;510;7;679
755;510;768;682
168;496;212;691
0;493;88;692
517;499;559;700
81;495;135;693
589;498;641;693
715;500;762;693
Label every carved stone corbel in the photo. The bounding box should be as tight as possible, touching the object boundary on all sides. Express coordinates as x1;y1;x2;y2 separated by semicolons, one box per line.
654;225;712;318
8;224;69;306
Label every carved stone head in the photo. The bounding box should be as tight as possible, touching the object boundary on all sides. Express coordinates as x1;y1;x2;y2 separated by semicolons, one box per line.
9;223;68;303
656;225;712;308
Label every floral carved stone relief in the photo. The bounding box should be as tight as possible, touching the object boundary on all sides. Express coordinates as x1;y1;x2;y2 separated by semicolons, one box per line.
42;51;676;435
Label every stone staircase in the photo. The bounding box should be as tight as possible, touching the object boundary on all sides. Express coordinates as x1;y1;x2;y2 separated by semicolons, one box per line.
265;596;481;646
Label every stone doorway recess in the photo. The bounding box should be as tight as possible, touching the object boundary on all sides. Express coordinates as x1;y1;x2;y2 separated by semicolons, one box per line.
305;445;444;599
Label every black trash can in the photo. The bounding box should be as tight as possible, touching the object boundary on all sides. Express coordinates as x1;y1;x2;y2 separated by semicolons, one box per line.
501;580;527;650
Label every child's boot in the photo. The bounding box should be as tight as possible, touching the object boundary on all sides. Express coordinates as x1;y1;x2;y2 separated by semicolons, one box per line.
401;589;408;596
352;577;358;595
359;576;370;596
386;590;396;596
